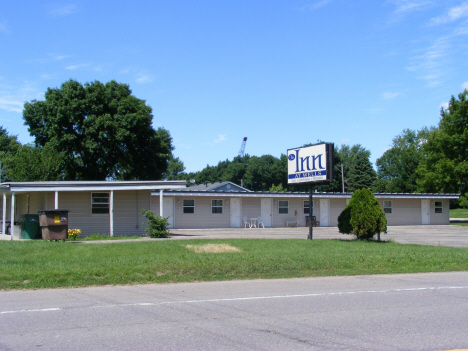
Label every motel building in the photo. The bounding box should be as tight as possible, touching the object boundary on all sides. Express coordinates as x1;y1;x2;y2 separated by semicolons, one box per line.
0;180;459;239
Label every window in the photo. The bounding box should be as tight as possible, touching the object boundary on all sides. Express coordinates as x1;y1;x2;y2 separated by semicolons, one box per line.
303;200;314;214
92;193;109;214
212;199;223;214
383;200;392;214
435;201;443;213
279;200;289;214
183;199;195;214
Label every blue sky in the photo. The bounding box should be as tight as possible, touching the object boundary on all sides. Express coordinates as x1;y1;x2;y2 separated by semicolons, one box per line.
1;1;467;173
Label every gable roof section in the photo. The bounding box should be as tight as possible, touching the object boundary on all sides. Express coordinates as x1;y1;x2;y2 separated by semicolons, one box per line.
184;181;252;192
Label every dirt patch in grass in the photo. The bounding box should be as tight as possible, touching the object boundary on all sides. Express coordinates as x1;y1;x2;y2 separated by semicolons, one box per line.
186;244;241;253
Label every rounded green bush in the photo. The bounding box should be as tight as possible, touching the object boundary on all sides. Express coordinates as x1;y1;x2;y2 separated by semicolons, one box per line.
338;188;387;240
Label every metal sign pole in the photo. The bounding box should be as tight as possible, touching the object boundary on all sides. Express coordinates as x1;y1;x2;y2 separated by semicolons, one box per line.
308;184;313;240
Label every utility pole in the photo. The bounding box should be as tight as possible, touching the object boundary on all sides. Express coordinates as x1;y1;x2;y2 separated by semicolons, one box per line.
341;164;344;193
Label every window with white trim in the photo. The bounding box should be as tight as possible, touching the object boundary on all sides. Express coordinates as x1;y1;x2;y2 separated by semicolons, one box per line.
279;200;289;214
303;200;314;214
211;199;223;214
92;192;109;214
183;199;195;214
383;200;392;214
435;201;443;213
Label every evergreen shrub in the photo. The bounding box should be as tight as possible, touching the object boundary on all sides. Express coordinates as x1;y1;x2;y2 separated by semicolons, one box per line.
338;188;387;240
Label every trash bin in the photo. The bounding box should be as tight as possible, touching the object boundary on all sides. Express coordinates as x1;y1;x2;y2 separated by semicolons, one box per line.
38;209;69;240
21;214;41;239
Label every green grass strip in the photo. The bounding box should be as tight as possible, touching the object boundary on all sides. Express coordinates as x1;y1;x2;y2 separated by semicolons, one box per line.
450;208;468;218
1;239;468;290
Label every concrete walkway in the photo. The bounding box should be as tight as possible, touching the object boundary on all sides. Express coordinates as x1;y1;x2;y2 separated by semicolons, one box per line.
2;225;468;248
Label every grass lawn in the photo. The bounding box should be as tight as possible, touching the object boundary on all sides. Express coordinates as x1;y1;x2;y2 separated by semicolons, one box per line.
1;239;468;290
451;222;468;226
450;208;468;218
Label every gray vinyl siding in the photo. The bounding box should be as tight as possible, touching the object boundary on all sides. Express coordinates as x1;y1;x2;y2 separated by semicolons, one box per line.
330;199;346;227
242;198;261;221
56;191;109;236
157;196;231;229
430;199;449;225
381;199;421;226
113;190;150;236
273;198;309;227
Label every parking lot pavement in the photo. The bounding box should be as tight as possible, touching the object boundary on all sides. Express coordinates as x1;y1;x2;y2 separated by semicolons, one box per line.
169;225;468;248
3;226;468;248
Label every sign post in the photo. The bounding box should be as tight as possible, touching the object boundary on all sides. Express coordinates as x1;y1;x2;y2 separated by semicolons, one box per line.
287;143;334;240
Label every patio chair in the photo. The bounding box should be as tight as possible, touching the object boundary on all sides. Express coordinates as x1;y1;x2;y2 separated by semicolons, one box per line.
242;217;251;228
257;217;265;228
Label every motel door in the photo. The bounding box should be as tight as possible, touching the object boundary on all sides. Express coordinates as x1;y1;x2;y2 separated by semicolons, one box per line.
164;197;174;228
421;199;430;225
320;199;330;227
230;198;242;228
261;198;272;227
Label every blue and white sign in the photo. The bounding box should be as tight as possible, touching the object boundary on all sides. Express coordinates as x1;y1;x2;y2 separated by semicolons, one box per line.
287;143;334;184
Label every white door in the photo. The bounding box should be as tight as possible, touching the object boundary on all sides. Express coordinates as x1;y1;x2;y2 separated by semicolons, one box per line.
320;199;330;227
164;197;174;228
230;198;242;228
421;199;430;225
261;198;272;227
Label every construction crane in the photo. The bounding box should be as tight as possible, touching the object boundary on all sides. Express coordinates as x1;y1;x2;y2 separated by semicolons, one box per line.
238;137;247;157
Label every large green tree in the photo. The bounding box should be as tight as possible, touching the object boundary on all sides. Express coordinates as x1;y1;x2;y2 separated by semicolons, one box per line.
243;155;286;191
375;128;432;193
23;79;172;180
3;144;65;182
0;126;21;181
335;144;376;192
417;90;468;206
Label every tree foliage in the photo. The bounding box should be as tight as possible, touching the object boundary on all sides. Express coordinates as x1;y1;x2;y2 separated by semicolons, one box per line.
338;188;387;240
3;144;65;181
0;126;21;181
416;90;468;206
335;144;376;192
23;79;172;180
375;128;432;193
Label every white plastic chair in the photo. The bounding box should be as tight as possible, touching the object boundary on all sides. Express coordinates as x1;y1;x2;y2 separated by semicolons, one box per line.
242;217;251;228
257;217;265;228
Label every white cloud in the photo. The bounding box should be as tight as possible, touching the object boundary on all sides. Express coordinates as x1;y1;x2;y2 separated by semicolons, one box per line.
431;2;468;25
381;91;401;99
386;0;432;23
298;0;331;12
406;36;450;87
439;101;449;110
0;22;12;35
462;81;468;90
341;139;351;143
365;108;384;114
213;134;226;144
65;63;90;70
50;4;78;16
52;54;70;61
391;0;430;14
0;97;23;113
135;73;154;84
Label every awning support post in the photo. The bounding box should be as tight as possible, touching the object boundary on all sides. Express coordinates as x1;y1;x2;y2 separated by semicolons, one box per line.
10;191;15;241
110;190;114;237
160;190;164;217
2;193;6;240
308;185;313;240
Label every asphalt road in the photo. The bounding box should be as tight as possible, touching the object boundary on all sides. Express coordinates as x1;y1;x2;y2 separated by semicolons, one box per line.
1;272;468;350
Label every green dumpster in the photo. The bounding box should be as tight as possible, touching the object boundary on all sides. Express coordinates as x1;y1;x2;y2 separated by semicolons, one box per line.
21;214;41;239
